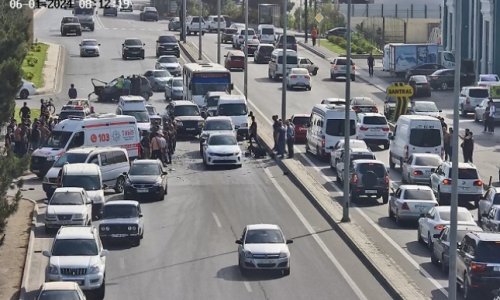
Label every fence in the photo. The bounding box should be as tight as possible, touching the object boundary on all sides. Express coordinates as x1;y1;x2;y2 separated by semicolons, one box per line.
338;3;442;19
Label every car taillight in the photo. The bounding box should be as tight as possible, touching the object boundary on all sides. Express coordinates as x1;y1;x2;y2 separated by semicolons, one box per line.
466;97;470;104
359;126;369;131
434;224;445;231
351;174;358;184
473;180;483;186
401;202;410;210
471;262;487;273
442;179;452;185
384;175;389;185
404;145;408;160
290;75;297;79
413;170;423;176
382;127;390;132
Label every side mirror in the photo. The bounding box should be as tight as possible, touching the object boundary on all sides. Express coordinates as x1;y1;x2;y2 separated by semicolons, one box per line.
389;135;394;140
143;43;146;46
229;83;234;90
286;239;293;244
224;54;227;57
79;44;82;46
42;250;51;257
102;184;108;190
100;250;109;257
122;43;124;46
139;213;143;217
235;239;242;244
98;44;101;46
156;40;159;43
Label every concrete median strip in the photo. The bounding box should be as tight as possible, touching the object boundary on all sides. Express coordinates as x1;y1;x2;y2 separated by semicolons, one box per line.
19;198;38;300
179;41;428;300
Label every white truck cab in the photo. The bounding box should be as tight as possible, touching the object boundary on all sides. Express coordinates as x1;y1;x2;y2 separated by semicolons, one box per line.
216;95;249;139
116;96;150;134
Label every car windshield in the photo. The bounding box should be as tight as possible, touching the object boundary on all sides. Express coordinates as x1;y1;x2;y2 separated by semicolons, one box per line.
38;291;80;300
404;189;433;200
352;98;374;105
146;106;156;115
103;205;138;218
476;242;500;263
158;36;176;43
81;40;97;46
52;239;98;256
172;79;183;87
129;163;161;175
125;39;142;46
363;116;387;125
333;58;353;65
414;156;441;166
174;105;200;116
358;163;386;177
352;153;375;161
224;28;237;34
192;83;229;95
158;56;177;63
207;96;220;107
245;229;284;244
480;75;499;82
205;120;232;131
439;211;472;222
123;111;149;123
62;175;101;191
144;7;156;12
54;153;88;168
493;194;500;205
292;116;309;126
58;111;85;120
291;69;308;75
326;119;356;136
412;76;428;83
277;56;298;64
409;129;441;147
218;103;247;116
50;192;84;205
261;28;274;34
414;103;438;112
259;46;274;54
456;168;479;179
208;135;237;145
44;131;72;148
240;30;255;35
153;70;170;78
468;88;489;98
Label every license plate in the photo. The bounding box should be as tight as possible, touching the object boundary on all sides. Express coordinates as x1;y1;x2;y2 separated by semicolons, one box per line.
137;188;148;193
32;169;39;172
186;128;195;131
365;190;377;194
370;128;379;131
111;234;127;238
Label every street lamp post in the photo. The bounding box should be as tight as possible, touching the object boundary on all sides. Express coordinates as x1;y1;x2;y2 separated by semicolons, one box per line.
182;0;187;43
244;0;248;98
198;0;203;60
217;0;221;64
281;0;288;121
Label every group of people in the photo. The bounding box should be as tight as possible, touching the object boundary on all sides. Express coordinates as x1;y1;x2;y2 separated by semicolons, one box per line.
442;124;475;163
140;120;177;166
272;115;295;159
115;75;142;97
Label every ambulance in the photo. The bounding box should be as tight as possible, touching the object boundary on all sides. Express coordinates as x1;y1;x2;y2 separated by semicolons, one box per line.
30;114;140;178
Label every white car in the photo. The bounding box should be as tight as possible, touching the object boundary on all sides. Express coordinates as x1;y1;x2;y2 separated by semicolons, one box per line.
202;133;242;168
409;101;441;118
356;113;390;149
43;226;107;297
79;39;100;57
430;162;483;205
236;224;293;276
286;68;311;90
478;187;500;223
17;79;36;99
402;153;442;185
99;200;144;246
330;139;368;169
164;77;184;101
298;57;319;75
388;185;438;225
233;28;256;49
321;98;346;105
37;282;86;300
44;187;92;232
155;55;182;76
477;73;500;87
199;116;235;154
417;206;477;249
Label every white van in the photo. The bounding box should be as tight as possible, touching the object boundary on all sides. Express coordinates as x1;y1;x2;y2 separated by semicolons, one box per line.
43;147;130;198
30;114;140;178
60;163;105;219
206;15;226;32
257;24;275;44
389;115;443;169
306;104;357;158
116;96;150;134
268;49;298;79
216;95;249;139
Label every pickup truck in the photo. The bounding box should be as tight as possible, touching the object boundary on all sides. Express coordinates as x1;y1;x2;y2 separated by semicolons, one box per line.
60;17;82;36
186;16;207;36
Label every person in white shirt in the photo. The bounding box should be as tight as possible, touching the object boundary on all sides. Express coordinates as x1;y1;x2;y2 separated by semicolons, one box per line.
488;99;496;133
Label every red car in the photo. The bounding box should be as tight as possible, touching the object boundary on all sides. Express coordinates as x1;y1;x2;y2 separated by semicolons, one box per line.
224;50;245;71
291;114;309;143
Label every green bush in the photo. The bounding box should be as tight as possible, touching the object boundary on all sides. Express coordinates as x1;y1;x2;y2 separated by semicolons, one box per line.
24;71;33;80
327;33;377;54
27;57;38;67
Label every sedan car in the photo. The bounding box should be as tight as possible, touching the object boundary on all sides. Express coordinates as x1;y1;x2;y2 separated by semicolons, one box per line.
44;187;92;232
291;114;309;143
139;6;158;21
351;96;378;113
144;69;172;92
16;79;36;99
236;224;293;276
79;39;100;57
431;224;483;273
405;63;445;81
427;69;471;90
199;116;235;154
224;50;245;71
286;68;311;90
222;28;238;44
202;133;242;168
388;185;438;225
155;55;182;76
477;73;500;87
409;101;441;118
408;75;431;97
164;77;184;101
99;200;144;246
417;206;477;249
474;98;500;123
37;282;86;300
124;159;168;201
254;44;274;64
298;57;319;75
402;153;442;184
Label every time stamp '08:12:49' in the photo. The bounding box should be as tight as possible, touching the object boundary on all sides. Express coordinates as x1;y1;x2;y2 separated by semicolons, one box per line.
9;0;132;10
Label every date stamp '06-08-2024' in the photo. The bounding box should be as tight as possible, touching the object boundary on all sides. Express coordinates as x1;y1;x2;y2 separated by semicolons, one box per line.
9;0;131;10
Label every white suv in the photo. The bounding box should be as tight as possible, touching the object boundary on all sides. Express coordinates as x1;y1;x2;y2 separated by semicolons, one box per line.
356;113;390;149
430;162;483;205
43;226;107;298
459;86;489;116
330;57;355;81
233;28;256;49
45;187;92;232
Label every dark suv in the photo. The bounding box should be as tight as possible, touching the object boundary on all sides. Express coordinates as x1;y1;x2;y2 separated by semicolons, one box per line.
349;159;390;204
60;17;81;36
275;34;297;52
139;6;158;21
156;35;180;58
122;38;145;60
457;232;500;299
222;28;238;44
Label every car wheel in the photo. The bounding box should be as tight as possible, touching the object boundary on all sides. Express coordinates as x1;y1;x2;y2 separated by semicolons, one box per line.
283;267;290;276
114;176;125;193
122;54;127;60
463;276;477;300
441;82;448;90
90;25;94;31
96;280;105;300
336;175;341;183
132;237;141;246
19;89;29;99
77;31;81;36
395;211;402;225
238;257;249;276
417;226;424;244
383;141;389;150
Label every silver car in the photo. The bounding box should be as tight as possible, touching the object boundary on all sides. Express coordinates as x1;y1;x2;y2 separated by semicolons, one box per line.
402;153;443;184
155;55;182;76
79;39;100;57
164;77;184;100
388;185;438;224
236;224;293;276
474;98;500;123
144;69;172;92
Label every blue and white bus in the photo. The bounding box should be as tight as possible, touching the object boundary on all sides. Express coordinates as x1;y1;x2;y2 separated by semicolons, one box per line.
183;63;233;107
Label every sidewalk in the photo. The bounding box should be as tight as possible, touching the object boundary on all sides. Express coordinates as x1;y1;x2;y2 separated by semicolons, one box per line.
35;42;63;96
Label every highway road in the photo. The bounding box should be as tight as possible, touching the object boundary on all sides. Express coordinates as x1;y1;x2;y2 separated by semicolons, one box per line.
21;8;394;299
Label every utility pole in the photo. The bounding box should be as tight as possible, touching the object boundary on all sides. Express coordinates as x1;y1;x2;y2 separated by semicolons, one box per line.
341;0;352;223
244;0;249;98
281;0;288;121
217;0;221;64
198;0;202;60
181;0;187;43
304;0;308;42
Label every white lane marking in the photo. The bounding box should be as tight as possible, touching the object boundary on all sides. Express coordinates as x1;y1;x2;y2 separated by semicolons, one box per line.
263;167;368;300
120;256;126;269
243;281;252;292
211;212;222;228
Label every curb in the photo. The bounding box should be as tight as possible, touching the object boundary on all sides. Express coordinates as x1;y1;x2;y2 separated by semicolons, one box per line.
18;197;37;300
35;43;63;96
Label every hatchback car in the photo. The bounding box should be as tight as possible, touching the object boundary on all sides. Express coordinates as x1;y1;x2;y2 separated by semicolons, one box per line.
168;17;181;31
122;38;145;60
356;112;390;148
298;57;319;75
351;97;377;113
99;200;144;246
474;98;500;123
388;185;438;225
478;187;500;223
427;68;472;90
164;77;184;100
199;116;235;155
123;159;168;201
155;55;182;76
349;159;390;203
408;75;431;97
402;153;442;185
79;39;100;57
409;101;441;118
254;44;274;64
236;224;293;276
139;6;158;21
37;281;86;300
459;86;490;117
224;50;245;71
330;57;355;81
144;69;172;92
202;133;242;168
17;79;36;99
291;114;309;143
156;35;180;58
286;68;311;90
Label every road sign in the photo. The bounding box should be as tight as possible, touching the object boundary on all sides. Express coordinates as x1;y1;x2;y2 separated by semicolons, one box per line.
315;13;324;24
386;82;414;98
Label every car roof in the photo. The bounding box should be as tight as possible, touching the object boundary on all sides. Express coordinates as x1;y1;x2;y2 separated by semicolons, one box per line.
81;39;97;42
132;159;161;165
411;153;442;158
350;148;373;154
351;97;374;104
469;232;500;241
258;43;274;47
53;187;85;194
104;200;139;206
291;114;309;118
353;159;384;165
435;206;469;213
227;50;244;56
41;281;80;291
56;226;95;240
172;100;197;106
206;116;232;122
65;146;125;155
441;161;477;169
413;101;436;106
398;184;433;191
246;224;281;231
208;132;236;138
206;91;228;97
358;112;384;118
63;163;100;175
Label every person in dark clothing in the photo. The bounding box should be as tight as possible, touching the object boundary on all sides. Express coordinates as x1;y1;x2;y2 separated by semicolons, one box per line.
276;120;286;158
249;115;257;145
285;119;295;158
140;132;150;159
367;53;375;77
130;75;140;95
483;101;491;132
460;129;474;163
19;102;31;120
68;84;77;99
272;115;279;151
30;122;41;151
443;127;453;161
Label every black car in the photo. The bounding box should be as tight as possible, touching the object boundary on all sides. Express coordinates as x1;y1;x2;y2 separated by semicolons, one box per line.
408;75;432;97
103;5;117;16
405;63;445;81
166;100;204;136
60;17;81;36
124;160;168;201
275;34;297;51
349;159;390;204
122;38;145;60
140;6;158;21
325;27;347;38
91;75;153;102
168;17;181;31
222;28;237;44
427;69;475;90
156;35;180;58
99;200;144;246
254;44;274;64
457;232;500;299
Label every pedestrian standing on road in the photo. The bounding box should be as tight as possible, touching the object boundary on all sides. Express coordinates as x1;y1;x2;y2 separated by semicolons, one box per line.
140;131;150;159
39;122;51;146
285;119;295;158
460;129;474;163
277;120;286;158
123;77;131;95
272;115;279;151
249;115;257;146
130;75;140;95
444;127;453;161
367;53;375;77
163;129;172;164
68;84;77;99
311;26;318;47
483;100;491;132
150;132;162;160
488;99;496;133
116;76;125;96
158;132;167;166
30;121;41;151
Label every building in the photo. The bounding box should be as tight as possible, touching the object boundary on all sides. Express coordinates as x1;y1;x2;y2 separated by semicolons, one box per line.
442;0;499;76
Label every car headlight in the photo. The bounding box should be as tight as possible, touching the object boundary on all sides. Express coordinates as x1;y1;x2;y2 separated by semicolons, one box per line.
233;151;240;156
45;213;56;220
123;47;129;50
154;180;162;187
279;251;289;258
47;264;59;274
127;225;137;231
244;250;253;258
73;213;84;220
88;265;101;274
176;121;183;126
207;151;215;156
100;226;110;231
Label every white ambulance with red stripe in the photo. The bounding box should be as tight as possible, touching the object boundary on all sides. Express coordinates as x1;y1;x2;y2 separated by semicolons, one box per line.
30;114;141;178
